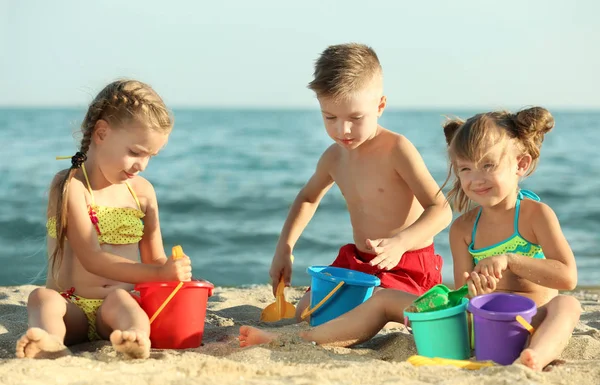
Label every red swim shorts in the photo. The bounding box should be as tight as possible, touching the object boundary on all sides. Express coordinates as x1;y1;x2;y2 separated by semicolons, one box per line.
309;243;443;295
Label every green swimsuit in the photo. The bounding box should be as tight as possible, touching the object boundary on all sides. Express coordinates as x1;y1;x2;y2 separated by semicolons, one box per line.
469;189;545;264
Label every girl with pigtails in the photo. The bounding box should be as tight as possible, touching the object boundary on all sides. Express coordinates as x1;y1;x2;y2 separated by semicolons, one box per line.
444;107;580;370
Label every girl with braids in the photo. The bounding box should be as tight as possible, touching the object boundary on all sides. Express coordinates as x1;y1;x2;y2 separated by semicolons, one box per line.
16;80;192;360
237;107;580;371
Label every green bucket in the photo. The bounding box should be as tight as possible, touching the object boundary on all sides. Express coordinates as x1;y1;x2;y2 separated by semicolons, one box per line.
404;297;470;359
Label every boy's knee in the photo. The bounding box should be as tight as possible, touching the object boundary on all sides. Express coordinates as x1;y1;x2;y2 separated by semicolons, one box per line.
372;286;386;296
375;287;415;303
294;293;311;323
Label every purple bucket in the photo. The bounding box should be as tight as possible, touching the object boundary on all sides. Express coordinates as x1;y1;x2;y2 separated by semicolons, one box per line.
467;293;537;365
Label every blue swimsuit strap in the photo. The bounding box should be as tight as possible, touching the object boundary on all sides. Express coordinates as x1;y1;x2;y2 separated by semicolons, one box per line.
470;189;540;243
517;189;540;202
514;189;540;229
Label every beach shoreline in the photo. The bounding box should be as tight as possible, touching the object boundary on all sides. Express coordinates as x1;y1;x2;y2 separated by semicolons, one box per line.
1;284;600;385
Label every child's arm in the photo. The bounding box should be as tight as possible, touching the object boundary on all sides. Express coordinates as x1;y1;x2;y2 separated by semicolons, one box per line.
392;135;452;247
269;146;336;293
136;177;168;265
450;216;497;297
368;136;452;269
63;179;189;283
506;202;577;290
450;217;475;289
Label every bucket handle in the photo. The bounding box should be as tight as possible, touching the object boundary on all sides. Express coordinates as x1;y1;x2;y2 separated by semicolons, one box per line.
149;245;185;325
469;311;474;350
149;282;184;324
516;315;535;334
300;281;345;320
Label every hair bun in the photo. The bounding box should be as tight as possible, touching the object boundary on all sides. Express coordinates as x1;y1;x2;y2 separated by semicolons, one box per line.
442;118;464;145
513;107;554;140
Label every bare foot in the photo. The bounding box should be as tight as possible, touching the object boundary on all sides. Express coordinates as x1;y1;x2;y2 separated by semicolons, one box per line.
238;326;278;347
516;348;541;371
15;327;70;359
110;329;150;359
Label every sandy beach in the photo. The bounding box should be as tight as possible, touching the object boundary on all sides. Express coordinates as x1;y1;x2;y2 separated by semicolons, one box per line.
1;284;600;385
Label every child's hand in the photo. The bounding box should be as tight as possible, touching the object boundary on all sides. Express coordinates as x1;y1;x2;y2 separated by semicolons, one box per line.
473;255;509;280
160;253;192;281
366;237;406;271
464;271;499;298
269;251;293;297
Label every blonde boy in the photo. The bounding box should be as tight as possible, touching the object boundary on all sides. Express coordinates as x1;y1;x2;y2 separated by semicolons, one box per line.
269;43;452;320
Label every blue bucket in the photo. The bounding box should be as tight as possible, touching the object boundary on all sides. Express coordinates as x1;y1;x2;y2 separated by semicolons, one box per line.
304;266;380;327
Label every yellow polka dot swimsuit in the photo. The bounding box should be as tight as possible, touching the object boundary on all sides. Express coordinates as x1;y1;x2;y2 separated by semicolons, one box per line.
46;165;145;244
46;163;145;340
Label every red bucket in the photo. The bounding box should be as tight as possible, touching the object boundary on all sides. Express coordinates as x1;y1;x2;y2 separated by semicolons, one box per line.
135;279;214;349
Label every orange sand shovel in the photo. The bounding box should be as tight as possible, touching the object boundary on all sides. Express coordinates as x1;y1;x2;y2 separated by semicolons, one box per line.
149;245;186;324
260;255;296;322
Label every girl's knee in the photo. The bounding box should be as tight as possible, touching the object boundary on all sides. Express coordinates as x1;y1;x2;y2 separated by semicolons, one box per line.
99;289;145;323
27;287;63;308
549;295;582;318
558;295;582;313
102;289;138;312
101;289;141;315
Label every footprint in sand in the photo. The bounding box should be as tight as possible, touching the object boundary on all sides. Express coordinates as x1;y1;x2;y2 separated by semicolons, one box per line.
15;327;70;359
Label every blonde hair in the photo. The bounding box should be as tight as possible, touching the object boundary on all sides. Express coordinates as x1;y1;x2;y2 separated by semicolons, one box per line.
441;107;554;212
50;79;173;275
307;43;382;99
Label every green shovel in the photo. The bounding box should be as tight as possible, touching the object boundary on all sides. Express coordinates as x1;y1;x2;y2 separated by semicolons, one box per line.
406;284;469;313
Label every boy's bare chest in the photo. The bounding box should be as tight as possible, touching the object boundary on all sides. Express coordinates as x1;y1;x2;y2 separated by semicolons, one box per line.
331;157;404;202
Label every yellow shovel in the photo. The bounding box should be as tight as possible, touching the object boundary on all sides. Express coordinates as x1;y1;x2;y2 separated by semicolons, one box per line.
407;355;495;370
260;255;296;322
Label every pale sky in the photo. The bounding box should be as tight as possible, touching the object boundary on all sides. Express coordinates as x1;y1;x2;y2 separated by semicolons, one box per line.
1;0;598;108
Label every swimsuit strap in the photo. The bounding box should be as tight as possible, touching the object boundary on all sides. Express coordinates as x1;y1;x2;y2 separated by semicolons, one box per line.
56;155;141;210
55;155;95;205
517;189;540;202
514;188;540;232
125;181;142;210
471;189;540;245
471;207;483;244
80;163;95;205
